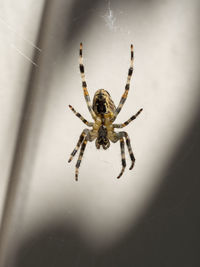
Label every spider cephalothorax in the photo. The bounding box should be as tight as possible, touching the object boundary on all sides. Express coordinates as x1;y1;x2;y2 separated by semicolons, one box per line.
68;43;143;180
92;89;116;116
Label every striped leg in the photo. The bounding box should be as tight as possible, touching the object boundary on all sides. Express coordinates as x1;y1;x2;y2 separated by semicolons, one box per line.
75;138;88;181
68;129;89;163
116;44;134;115
123;132;135;170
69;105;93;127
110;131;135;171
79;43;96;119
113;108;143;128
117;138;126;179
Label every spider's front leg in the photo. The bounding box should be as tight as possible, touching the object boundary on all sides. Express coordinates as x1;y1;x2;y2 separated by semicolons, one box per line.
113;108;143;128
115;44;134;117
79;43;96;120
69;105;93;127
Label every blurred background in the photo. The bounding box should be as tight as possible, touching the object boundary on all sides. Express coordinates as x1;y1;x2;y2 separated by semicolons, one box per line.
0;0;200;266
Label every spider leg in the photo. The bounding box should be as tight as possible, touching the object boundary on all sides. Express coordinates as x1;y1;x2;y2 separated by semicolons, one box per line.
117;138;126;179
110;131;135;172
68;129;89;163
124;132;135;170
79;43;96;119
116;44;134;115
75;138;88;181
69;105;93;127
113;108;143;128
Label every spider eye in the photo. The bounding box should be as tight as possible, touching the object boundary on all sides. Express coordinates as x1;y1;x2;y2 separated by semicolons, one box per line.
98;93;104;100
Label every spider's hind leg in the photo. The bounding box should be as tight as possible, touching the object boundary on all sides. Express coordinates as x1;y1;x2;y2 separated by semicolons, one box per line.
68;129;89;163
69;128;95;181
75;130;96;180
117;138;126;179
75;138;88;181
110;131;135;177
124;132;135;170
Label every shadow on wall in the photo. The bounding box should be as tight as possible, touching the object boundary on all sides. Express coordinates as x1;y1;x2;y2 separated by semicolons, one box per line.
15;99;200;267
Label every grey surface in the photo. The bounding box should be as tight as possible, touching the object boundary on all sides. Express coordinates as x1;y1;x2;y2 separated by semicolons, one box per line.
0;0;200;266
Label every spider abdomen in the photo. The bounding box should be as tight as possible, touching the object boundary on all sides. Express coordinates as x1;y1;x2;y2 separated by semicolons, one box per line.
96;125;110;150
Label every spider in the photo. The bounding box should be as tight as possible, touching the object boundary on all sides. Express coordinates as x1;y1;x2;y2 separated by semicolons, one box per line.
68;43;143;181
